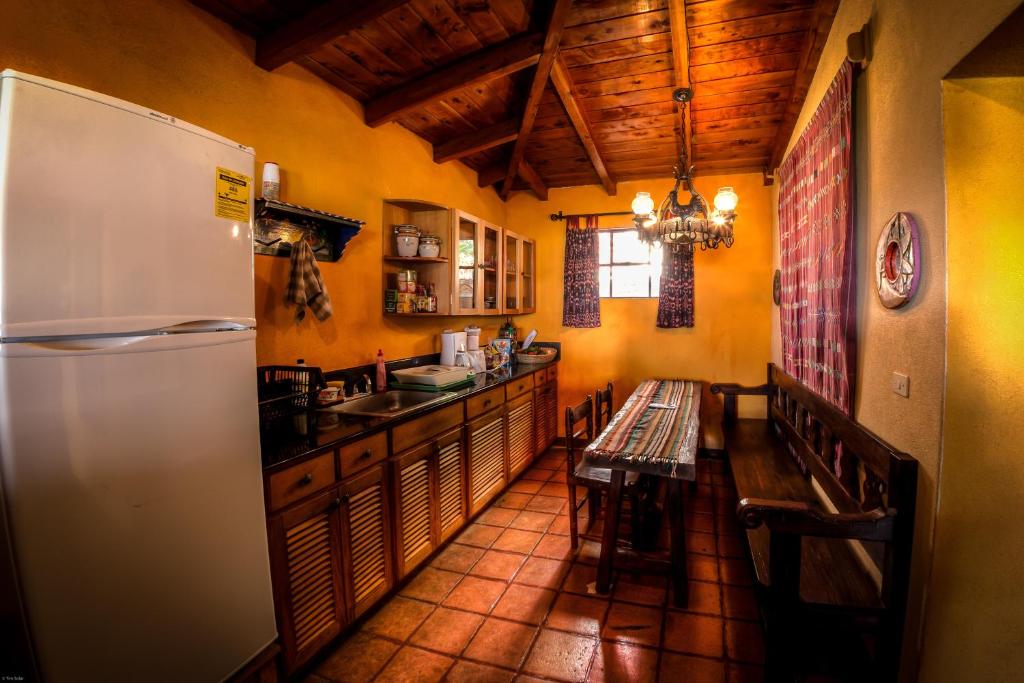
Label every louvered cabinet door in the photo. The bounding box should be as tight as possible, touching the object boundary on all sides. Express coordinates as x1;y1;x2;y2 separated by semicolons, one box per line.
339;464;393;619
268;490;346;673
468;407;507;515
436;426;467;542
506;394;534;479
534;384;552;456
393;442;438;579
546;380;558;451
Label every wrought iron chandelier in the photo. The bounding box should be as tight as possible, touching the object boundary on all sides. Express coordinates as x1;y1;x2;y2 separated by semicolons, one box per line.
631;88;738;251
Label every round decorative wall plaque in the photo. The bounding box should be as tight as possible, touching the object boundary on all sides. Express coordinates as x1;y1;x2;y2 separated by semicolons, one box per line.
772;269;781;305
875;212;920;309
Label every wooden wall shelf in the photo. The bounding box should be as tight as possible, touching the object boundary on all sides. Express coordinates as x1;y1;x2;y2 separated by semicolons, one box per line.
255;198;363;262
383;255;449;263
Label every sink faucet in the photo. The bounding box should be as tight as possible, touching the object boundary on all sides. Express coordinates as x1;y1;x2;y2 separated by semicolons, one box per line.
346;373;373;400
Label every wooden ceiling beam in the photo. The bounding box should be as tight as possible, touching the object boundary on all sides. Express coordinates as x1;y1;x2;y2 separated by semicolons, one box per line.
518;160;549;201
667;0;693;172
477;163;506;188
476;161;548;199
433;120;519;164
255;1;411;71
499;0;575;200
364;32;544;128
550;56;616;196
767;0;842;173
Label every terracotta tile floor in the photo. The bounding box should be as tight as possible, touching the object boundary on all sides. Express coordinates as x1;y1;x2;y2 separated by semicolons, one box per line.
306;453;767;683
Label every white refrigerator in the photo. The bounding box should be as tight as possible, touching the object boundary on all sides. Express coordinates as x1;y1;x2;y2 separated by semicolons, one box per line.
0;71;277;682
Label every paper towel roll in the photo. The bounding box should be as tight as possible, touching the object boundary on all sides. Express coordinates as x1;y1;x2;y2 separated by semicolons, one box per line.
440;330;468;366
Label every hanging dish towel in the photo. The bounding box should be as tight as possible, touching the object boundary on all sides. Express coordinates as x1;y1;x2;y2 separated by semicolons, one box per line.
285;239;333;321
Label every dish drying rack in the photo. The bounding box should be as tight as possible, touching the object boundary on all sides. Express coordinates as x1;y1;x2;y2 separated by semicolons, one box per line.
257;365;325;430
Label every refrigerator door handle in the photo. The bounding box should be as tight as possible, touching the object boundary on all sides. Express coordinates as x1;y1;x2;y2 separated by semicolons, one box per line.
156;321;252;334
20;337;150;352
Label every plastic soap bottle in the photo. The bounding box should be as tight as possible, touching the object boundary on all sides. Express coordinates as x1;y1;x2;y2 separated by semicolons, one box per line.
376;350;387;393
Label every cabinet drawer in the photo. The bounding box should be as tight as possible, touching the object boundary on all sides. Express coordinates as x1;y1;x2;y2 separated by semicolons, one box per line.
268;451;336;512
533;368;546;385
392;402;464;454
505;374;535;401
466;386;504;420
339;432;388;479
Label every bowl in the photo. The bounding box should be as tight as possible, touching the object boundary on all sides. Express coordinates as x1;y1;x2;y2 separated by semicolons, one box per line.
516;347;556;364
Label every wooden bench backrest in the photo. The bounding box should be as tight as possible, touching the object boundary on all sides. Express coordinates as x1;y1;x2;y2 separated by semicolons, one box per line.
764;363;918;604
764;365;913;515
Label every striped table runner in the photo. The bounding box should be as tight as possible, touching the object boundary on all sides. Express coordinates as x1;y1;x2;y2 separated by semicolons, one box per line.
585;380;701;479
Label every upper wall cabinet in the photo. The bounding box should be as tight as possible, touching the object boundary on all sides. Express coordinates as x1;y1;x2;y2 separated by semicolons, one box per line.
452;210;502;316
502;229;535;315
383;200;531;317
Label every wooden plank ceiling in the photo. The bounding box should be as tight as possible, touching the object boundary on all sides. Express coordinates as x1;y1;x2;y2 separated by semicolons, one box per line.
191;0;838;198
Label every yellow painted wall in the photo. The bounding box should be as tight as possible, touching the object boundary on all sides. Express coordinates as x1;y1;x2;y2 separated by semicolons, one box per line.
0;0;516;371
507;174;774;434
920;76;1024;683
769;1;1021;678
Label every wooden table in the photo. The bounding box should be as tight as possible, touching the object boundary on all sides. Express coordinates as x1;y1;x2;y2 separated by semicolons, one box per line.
584;379;701;607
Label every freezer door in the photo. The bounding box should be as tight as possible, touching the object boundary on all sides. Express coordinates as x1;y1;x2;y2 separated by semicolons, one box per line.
0;72;256;338
0;331;276;682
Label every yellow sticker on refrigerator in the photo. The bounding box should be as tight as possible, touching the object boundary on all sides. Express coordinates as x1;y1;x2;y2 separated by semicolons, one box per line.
214;167;251;221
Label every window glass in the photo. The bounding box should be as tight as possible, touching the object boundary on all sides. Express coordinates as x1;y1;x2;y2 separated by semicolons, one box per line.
598;228;662;298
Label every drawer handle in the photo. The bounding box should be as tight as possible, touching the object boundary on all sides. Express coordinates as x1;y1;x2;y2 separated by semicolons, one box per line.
329;497;342;509
483;399;491;407
359;449;373;460
299;473;314;485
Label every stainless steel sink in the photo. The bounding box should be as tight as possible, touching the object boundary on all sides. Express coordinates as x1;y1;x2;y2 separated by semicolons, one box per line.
326;390;456;418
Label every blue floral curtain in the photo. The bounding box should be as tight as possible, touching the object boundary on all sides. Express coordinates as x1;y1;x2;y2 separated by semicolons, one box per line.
656;244;694;328
562;215;601;328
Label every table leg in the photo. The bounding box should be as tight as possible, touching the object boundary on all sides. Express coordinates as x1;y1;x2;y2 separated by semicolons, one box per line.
597;469;625;594
669;478;689;607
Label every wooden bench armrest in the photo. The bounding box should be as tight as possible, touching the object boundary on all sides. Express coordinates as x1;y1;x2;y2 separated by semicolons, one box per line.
737;497;896;542
710;383;770;423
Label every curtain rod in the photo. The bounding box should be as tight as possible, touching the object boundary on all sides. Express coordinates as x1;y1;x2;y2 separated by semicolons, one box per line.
549;210;634;222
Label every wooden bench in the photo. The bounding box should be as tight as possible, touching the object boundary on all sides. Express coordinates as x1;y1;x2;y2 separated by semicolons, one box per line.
711;363;918;682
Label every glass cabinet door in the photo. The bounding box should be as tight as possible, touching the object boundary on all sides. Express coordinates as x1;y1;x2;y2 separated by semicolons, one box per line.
453;211;481;314
482;223;501;313
452;212;502;314
504;232;521;312
520;238;535;313
501;230;534;314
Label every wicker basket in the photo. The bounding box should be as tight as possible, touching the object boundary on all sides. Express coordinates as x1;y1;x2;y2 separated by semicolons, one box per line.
515;347;556;364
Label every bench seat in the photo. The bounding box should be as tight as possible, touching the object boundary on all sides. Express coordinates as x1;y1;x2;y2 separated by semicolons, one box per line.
725;418;883;611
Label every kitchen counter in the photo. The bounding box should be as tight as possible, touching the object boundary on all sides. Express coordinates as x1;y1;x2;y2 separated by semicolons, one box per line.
261;358;558;473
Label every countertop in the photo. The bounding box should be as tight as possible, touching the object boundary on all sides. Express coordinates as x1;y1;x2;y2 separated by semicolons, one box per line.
261;359;557;473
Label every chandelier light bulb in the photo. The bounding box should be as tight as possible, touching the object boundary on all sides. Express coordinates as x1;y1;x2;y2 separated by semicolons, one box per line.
631;191;655;216
714;186;739;212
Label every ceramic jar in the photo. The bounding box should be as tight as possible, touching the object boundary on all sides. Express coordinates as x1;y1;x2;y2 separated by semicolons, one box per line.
394;224;420;257
418;234;441;258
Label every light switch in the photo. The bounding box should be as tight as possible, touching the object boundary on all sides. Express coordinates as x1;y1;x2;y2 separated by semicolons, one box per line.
892;372;910;398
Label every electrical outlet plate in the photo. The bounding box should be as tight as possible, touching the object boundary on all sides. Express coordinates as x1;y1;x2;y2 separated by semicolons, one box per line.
892;372;910;398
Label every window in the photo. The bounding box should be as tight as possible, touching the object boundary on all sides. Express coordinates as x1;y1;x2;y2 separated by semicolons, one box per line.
598;228;663;298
